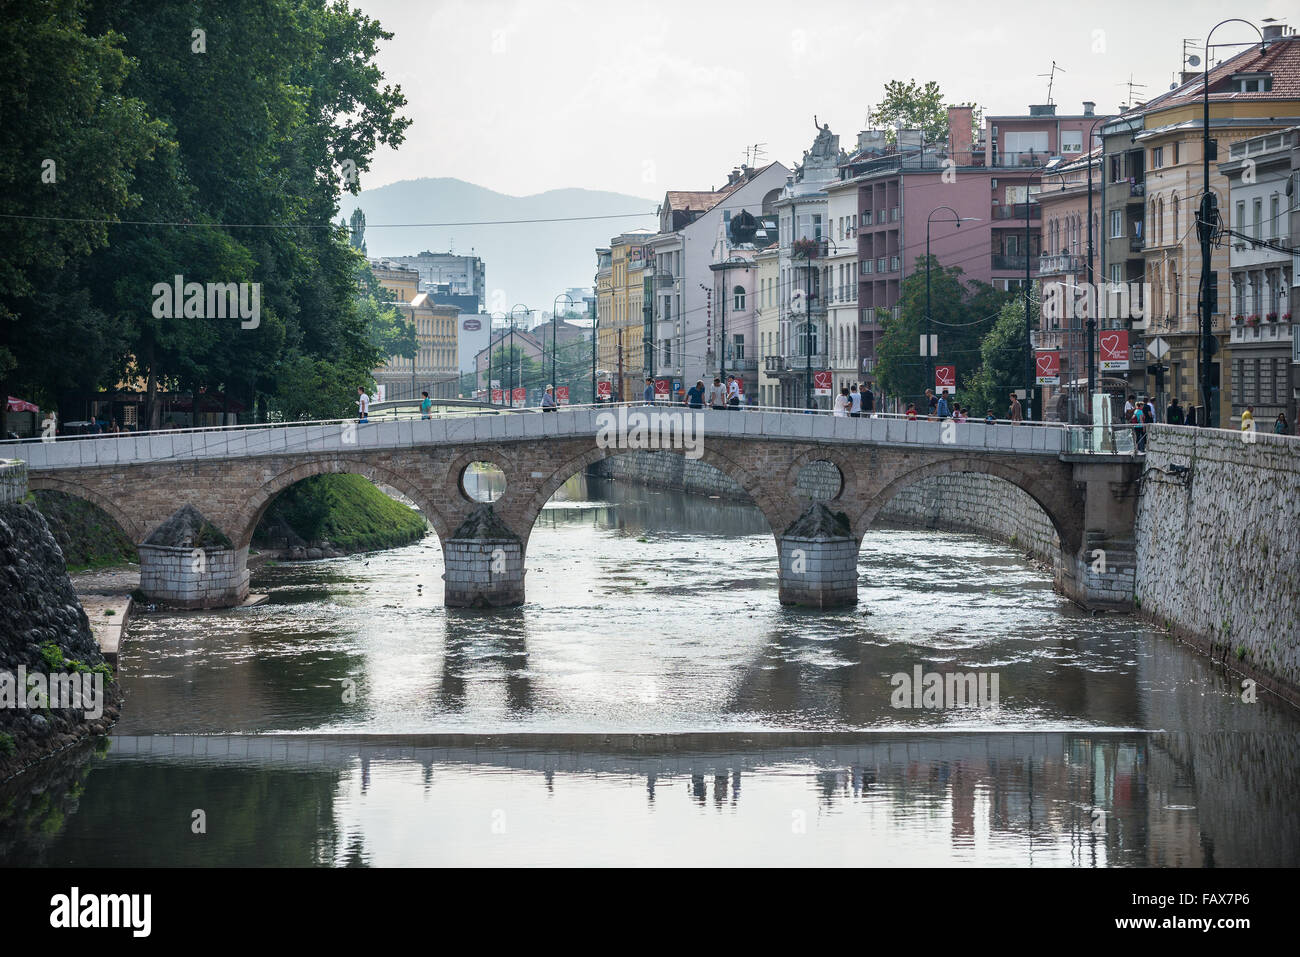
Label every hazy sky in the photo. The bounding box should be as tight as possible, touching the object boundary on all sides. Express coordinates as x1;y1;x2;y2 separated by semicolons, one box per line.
352;0;1294;200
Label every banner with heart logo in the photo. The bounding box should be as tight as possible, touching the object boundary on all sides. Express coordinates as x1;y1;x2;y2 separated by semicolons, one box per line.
934;365;956;394
1035;350;1060;385
1099;329;1130;371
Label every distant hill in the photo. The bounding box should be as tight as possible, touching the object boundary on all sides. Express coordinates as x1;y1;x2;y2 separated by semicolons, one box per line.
342;178;658;312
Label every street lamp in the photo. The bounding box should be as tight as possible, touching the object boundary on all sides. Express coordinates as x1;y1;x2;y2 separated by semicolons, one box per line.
551;293;576;394
1084;114;1107;408
486;310;507;405
711;257;753;387
1022;162;1055;421
797;235;839;410
925;207;978;401
509;304;530;408
1199;18;1268;428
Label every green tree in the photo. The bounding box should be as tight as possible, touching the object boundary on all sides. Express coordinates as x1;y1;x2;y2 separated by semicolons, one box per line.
964;300;1029;418
873;79;948;144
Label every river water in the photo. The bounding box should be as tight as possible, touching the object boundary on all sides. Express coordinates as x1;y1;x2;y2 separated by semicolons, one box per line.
3;474;1297;866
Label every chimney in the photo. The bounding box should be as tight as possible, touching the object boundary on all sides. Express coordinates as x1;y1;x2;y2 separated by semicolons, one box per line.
1179;71;1201;85
1262;20;1287;41
1029;103;1057;117
947;105;974;164
1082;101;1096;116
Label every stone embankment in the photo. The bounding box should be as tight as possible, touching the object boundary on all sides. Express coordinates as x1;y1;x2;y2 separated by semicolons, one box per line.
0;461;121;781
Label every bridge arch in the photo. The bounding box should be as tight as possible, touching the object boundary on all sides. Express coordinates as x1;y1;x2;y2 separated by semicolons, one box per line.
514;443;797;556
233;457;453;549
26;475;145;543
852;455;1082;558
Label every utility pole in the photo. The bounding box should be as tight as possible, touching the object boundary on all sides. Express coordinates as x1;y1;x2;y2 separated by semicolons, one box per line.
617;329;624;402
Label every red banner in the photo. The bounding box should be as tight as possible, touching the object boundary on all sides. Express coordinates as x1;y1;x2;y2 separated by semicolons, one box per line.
1034;350;1060;385
512;387;527;403
934;365;956;394
654;378;671;396
596;381;612;399
556;386;569;404
1099;329;1130;371
491;389;503;403
813;370;833;396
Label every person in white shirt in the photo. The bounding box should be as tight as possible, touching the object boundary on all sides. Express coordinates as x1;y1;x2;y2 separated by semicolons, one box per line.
849;385;862;418
708;378;727;409
834;386;850;416
357;386;370;422
726;375;741;407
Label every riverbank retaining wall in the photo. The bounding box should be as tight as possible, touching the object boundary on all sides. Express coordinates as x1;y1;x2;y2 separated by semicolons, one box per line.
591;451;751;500
1134;426;1300;703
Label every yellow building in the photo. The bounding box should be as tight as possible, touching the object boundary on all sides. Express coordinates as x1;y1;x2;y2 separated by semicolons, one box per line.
595;247;613;398
370;261;460;400
1131;30;1300;427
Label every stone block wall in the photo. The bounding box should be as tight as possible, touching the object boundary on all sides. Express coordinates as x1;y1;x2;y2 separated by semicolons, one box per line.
874;471;1062;566
0;459;26;505
443;539;524;607
1134;426;1300;701
138;543;250;609
593;451;750;501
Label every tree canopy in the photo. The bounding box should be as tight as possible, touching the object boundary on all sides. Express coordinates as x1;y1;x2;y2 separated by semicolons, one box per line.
873;79;948;144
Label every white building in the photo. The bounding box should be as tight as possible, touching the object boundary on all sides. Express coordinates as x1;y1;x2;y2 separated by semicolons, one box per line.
824;176;860;395
457;313;490;376
649;162;789;392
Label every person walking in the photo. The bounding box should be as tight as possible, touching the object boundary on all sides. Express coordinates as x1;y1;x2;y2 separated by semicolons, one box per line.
540;385;558;411
1241;405;1255;432
905;403;917;420
1144;396;1157;426
643;377;655;405
1167;398;1184;425
727;375;741;408
985;409;996;424
863;384;875;417
924;388;937;420
1273;413;1289;434
685;380;705;409
936;392;950;420
1008;392;1022;424
420;390;432;420
1133;400;1147;451
834;386;850;417
849;384;861;418
357;386;370;423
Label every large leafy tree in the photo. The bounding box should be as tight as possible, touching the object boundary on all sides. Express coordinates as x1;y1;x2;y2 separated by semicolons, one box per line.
964;299;1030;418
874;256;1010;406
3;0;410;424
873;79;948;144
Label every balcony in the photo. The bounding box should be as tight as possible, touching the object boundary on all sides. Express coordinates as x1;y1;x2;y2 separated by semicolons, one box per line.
993;203;1041;221
730;357;758;372
656;274;676;288
1038;253;1084;275
992;254;1030;271
1129;237;1144;253
1129;181;1145;198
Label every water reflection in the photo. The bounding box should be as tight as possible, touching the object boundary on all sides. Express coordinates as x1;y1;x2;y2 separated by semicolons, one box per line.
3;731;1295;866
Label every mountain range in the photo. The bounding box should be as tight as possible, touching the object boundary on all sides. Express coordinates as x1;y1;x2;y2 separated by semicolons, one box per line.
342;178;659;314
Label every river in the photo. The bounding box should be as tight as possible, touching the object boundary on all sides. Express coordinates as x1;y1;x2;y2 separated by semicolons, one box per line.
3;474;1297;866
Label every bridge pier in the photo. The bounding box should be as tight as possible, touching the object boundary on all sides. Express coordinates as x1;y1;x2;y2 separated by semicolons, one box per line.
138;543;250;609
443;505;525;608
1056;459;1141;612
777;504;858;608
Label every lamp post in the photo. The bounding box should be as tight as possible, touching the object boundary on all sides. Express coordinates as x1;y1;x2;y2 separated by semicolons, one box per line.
509;304;530;408
486;311;506;406
925;207;977;402
1199;19;1267;428
551;293;575;395
1022;162;1054;421
1084;115;1107;408
796;235;839;410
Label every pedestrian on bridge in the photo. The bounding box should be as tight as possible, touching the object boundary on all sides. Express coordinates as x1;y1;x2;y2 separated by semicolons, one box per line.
644;377;655;405
357;387;370;423
1008;393;1022;424
541;385;557;412
685;380;705;409
420;391;432;420
863;384;875;417
1274;413;1289;435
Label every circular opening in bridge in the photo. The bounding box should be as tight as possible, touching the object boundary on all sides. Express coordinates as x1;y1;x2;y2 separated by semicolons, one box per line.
795;460;843;502
461;461;506;503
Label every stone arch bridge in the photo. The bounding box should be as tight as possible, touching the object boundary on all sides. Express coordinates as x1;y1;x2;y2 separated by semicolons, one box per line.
8;407;1141;610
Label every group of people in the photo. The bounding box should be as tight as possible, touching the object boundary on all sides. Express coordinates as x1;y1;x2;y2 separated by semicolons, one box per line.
899;388;1015;425
1238;405;1290;434
680;375;746;410
829;383;878;417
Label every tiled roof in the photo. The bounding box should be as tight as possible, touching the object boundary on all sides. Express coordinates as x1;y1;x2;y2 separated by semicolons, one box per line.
664;191;727;212
1144;34;1300;110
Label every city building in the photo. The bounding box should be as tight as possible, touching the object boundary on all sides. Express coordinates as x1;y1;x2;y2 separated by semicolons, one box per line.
1221;127;1297;428
386;250;487;312
824;175;861;394
754;244;781;406
1119;21;1300;427
369;261;461;400
707;211;765;397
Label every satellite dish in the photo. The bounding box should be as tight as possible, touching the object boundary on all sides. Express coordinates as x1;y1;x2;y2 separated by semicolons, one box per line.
1170;83;1177;90
1187;54;1201;67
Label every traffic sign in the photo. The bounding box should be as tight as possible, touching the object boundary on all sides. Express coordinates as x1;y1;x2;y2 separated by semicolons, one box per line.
1146;335;1170;359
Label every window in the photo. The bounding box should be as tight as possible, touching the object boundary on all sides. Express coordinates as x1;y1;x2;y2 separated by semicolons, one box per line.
733;285;745;312
1253;199;1263;239
1234;73;1273;93
1110;264;1123;284
1237;201;1247;230
862;209;873;225
1110;209;1122;238
1270;196;1280;238
1172;142;1179;165
733;334;744;360
1060;130;1083;153
1151;146;1163;169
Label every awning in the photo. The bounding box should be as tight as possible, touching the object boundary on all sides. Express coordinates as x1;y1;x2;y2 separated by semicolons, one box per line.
6;396;39;413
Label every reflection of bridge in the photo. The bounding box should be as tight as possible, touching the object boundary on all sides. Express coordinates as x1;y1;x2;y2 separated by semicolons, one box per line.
8;407;1141;609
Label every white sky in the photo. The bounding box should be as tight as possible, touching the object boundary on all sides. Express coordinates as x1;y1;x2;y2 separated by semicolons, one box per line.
352;0;1295;200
